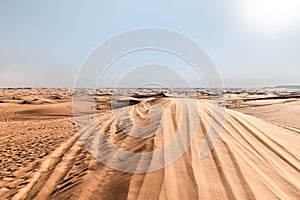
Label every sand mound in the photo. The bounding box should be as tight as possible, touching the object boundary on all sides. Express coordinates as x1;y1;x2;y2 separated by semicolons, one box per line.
0;102;73;121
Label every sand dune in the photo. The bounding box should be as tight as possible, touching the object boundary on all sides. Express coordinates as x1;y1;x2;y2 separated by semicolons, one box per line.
235;99;300;129
0;89;299;199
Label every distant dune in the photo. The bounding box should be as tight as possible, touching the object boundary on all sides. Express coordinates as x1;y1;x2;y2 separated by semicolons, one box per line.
274;85;300;89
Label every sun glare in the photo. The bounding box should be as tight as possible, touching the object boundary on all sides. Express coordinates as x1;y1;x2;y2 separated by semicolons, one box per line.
236;0;300;36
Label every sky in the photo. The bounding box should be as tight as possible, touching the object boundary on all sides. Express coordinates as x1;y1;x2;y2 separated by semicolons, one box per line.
0;0;300;88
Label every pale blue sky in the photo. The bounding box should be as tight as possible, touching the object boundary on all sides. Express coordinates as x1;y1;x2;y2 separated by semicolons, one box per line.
0;0;299;88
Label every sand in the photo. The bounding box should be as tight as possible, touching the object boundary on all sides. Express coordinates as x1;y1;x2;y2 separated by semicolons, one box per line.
0;88;299;199
235;99;300;129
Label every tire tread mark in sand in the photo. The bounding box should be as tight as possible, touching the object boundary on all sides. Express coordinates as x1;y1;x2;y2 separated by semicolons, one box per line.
201;106;255;199
199;116;234;200
179;101;199;200
205;137;236;200
223;115;272;165
50;149;90;199
111;104;157;198
204;105;300;174
11;134;79;200
128;99;170;199
72;119;120;199
208;108;300;194
228;113;300;195
133;104;163;199
235;111;300;163
127;103;156;199
202;109;278;198
75;113;153;199
223;138;295;199
199;103;240;200
230;114;299;172
227;113;299;171
127;136;161;200
126;100;167;199
0;106;15;122
222;142;256;200
34;140;84;199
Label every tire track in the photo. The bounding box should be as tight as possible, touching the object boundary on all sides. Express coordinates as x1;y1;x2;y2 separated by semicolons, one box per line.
126;101;166;199
230;113;299;172
226;112;300;196
34;139;84;199
202;104;300;198
3;96;300;199
175;99;199;200
222;142;256;199
126;101;170;200
11;134;80;200
232;111;300;162
72;104;160;199
200;104;255;199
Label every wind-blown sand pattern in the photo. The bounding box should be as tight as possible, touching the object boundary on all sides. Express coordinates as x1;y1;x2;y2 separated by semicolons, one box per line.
0;89;299;199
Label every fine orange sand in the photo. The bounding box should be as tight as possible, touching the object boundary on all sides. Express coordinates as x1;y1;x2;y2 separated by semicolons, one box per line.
0;89;299;199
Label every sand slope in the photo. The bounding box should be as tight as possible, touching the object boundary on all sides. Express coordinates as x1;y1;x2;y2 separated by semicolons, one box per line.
0;97;299;200
236;98;300;129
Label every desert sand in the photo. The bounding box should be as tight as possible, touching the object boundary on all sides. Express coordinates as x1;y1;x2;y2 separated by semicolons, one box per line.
0;88;299;199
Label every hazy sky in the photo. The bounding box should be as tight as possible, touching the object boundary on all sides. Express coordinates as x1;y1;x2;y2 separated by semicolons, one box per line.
1;0;300;88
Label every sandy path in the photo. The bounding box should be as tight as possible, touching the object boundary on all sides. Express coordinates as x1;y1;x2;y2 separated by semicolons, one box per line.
1;98;300;199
